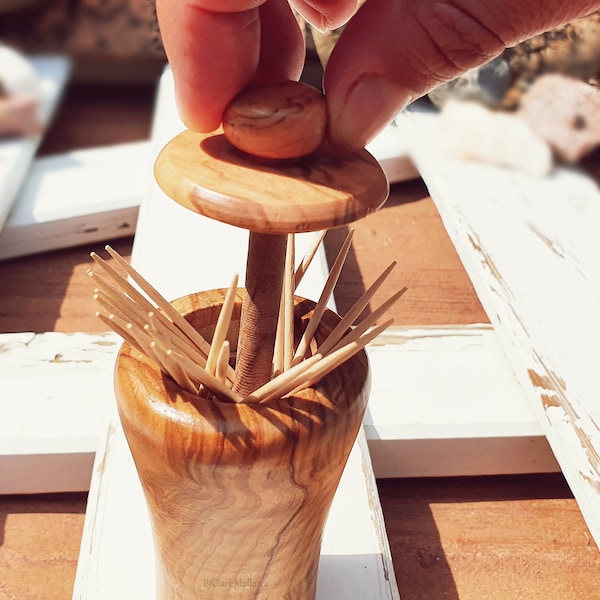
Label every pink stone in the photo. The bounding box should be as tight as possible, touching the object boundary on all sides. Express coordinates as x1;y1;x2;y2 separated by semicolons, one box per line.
519;74;600;163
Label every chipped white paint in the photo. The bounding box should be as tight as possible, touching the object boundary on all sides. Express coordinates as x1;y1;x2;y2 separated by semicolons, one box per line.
366;325;558;478
0;331;120;493
0;324;558;496
400;101;600;546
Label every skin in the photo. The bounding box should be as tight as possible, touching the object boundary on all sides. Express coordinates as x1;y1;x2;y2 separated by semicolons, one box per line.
0;94;42;138
156;0;600;150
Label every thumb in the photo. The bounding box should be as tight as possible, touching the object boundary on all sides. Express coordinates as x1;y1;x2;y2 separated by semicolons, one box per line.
324;0;600;150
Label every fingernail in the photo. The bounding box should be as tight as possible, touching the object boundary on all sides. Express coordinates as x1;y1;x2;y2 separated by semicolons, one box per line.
329;74;412;151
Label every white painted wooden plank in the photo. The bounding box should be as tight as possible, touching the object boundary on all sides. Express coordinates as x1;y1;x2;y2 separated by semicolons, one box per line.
0;141;150;259
0;56;70;232
0;324;558;495
0;332;120;494
366;325;558;477
400;102;600;545
73;408;399;600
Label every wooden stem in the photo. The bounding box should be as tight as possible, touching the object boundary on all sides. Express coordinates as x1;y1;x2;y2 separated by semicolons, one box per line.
234;232;287;396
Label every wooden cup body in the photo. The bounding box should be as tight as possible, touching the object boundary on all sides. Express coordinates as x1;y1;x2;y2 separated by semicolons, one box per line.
114;290;370;600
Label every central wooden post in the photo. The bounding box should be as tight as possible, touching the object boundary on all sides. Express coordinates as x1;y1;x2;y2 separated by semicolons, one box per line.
234;232;287;397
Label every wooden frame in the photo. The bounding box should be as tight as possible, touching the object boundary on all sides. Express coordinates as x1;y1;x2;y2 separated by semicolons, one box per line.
0;332;120;494
0;71;562;498
0;323;559;495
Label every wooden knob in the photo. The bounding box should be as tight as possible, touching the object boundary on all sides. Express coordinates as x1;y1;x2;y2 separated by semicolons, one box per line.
222;80;327;160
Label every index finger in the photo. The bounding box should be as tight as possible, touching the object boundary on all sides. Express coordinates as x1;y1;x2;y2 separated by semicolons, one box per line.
156;1;261;131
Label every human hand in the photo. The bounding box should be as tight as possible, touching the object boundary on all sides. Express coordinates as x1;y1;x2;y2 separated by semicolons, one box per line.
0;94;42;138
156;0;600;151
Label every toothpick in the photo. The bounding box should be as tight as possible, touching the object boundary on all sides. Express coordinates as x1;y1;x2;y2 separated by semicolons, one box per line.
294;229;326;288
91;275;148;331
215;340;231;384
316;262;399;356
168;346;244;404
90;257;202;357
159;345;199;394
144;313;203;368
291;228;354;366
255;319;393;404
246;353;323;404
103;245;212;359
326;288;406;355
91;241;406;407
95;312;143;354
90;254;155;317
273;234;295;375
285;319;394;398
283;234;296;370
205;274;238;378
273;294;285;377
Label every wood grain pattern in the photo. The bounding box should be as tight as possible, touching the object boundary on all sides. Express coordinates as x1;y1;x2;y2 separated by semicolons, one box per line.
223;81;327;160
115;290;370;600
153;128;388;234
234;232;287;396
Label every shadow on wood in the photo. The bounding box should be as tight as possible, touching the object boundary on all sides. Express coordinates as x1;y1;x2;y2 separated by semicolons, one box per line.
377;473;581;600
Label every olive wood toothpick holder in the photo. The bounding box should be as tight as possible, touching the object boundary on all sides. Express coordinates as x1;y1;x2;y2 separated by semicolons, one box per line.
114;80;389;600
115;290;370;599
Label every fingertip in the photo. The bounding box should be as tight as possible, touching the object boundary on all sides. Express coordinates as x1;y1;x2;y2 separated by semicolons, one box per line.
256;0;306;82
157;4;260;132
291;0;358;31
327;73;411;151
172;79;224;132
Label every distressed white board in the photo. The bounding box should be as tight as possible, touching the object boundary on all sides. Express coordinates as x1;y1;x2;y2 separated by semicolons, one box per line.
0;325;558;495
0;332;120;494
0;56;70;232
366;325;558;478
400;102;600;546
0;141;150;260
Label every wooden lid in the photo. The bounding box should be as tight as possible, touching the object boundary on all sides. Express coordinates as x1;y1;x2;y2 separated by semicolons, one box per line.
154;128;389;234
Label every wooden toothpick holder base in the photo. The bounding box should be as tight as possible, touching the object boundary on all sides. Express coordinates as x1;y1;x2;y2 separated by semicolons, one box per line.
114;289;370;600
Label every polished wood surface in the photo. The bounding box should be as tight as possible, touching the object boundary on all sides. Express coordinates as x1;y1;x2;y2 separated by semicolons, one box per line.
1;82;599;600
222;80;327;160
154;82;387;395
235;232;288;394
154;129;388;234
116;292;369;599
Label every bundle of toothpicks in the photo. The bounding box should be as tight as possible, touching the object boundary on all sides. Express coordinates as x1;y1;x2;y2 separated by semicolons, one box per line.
89;230;406;404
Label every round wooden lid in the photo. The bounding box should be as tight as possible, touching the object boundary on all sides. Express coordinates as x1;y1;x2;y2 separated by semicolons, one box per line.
154;128;389;234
